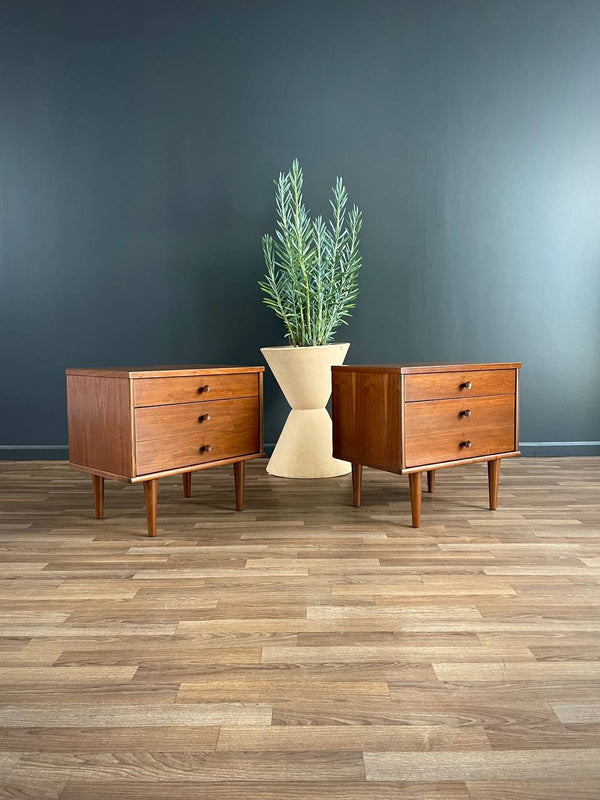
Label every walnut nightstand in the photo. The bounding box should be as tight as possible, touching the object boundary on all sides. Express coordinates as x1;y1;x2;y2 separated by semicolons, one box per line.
332;362;521;527
66;365;264;536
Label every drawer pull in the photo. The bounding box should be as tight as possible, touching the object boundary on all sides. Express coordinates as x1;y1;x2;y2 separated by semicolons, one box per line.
199;444;213;454
461;409;472;417
198;413;211;423
461;381;473;390
198;385;211;394
460;440;473;449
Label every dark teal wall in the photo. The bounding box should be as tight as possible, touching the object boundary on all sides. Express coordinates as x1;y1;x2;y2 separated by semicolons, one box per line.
1;0;599;457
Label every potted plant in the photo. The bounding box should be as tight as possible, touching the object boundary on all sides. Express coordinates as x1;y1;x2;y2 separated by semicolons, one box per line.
259;159;363;478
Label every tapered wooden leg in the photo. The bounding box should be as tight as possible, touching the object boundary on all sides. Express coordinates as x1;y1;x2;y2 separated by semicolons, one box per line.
234;461;245;511
92;475;104;519
409;472;423;528
143;479;158;537
427;470;436;493
182;472;192;498
488;459;500;511
352;463;363;507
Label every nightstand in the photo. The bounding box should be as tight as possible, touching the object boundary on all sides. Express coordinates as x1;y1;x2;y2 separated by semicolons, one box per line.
332;362;520;527
66;365;264;536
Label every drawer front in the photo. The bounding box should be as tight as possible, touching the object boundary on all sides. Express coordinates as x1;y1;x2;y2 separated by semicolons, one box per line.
135;397;258;442
405;369;515;402
136;427;259;475
405;395;515;438
134;373;258;407
404;425;515;468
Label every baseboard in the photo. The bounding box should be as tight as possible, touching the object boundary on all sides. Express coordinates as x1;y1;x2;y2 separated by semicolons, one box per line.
1;442;599;460
0;445;69;461
519;441;600;457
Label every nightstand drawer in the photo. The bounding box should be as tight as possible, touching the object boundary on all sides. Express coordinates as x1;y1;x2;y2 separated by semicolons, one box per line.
405;425;515;468
405;394;515;437
134;373;258;407
135;397;259;442
136;425;259;475
405;369;515;402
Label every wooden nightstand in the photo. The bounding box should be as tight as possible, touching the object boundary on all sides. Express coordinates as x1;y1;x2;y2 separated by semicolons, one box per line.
332;362;520;527
66;365;264;536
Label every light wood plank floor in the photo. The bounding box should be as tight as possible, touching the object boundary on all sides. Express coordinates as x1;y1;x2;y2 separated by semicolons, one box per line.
0;457;598;799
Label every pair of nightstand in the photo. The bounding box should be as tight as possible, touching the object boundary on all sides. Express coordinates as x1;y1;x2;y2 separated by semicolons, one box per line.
66;362;520;535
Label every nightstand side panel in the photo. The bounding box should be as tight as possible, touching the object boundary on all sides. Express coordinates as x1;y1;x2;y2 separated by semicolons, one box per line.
332;368;401;472
66;375;134;478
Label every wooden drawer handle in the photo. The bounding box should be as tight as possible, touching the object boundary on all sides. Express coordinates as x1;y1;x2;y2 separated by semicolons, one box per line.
461;409;472;417
199;444;212;454
198;385;211;394
461;381;472;390
460;440;472;449
198;414;211;423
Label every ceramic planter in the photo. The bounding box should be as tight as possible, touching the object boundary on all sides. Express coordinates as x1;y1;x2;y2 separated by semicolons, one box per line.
261;343;351;478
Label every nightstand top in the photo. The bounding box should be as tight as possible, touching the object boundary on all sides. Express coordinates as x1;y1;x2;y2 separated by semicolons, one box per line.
333;362;521;375
66;365;265;379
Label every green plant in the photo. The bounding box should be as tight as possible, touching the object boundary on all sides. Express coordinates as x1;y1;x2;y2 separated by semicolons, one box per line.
259;159;363;347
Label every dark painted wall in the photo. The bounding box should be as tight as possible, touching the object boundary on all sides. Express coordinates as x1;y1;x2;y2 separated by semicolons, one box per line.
1;0;599;456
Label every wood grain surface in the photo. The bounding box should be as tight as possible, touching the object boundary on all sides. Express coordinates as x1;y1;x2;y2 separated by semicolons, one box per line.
404;426;516;469
136;419;259;475
332;370;401;471
134;397;259;442
404;370;516;402
133;373;258;407
0;456;598;799
66;374;134;478
404;395;515;438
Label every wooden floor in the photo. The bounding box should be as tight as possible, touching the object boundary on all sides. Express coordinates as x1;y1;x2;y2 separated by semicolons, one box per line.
0;457;599;799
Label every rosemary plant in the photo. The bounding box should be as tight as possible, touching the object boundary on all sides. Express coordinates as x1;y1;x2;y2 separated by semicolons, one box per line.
259;159;363;347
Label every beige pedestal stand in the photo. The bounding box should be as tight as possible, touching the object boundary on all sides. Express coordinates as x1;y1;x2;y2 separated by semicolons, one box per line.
261;343;351;478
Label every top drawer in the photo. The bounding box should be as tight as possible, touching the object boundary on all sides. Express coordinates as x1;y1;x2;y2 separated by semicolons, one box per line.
405;369;516;402
134;373;258;407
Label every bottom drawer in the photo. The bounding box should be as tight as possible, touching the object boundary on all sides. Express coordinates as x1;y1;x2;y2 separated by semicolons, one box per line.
405;426;515;468
136;429;259;475
136;428;259;474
